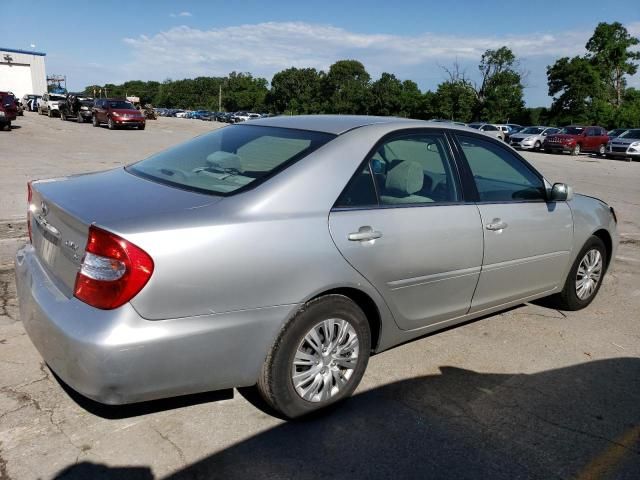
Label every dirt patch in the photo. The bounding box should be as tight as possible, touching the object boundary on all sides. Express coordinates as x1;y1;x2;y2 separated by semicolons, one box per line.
0;222;27;241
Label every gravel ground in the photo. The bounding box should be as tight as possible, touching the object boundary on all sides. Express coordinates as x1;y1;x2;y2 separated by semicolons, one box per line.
0;113;638;480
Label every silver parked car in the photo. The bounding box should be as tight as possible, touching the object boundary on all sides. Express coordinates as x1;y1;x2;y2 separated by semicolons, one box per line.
606;128;640;161
467;122;505;141
15;116;618;418
510;126;560;151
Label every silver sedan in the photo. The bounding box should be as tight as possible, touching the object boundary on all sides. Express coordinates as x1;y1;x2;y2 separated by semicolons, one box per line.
509;126;560;150
15;116;618;418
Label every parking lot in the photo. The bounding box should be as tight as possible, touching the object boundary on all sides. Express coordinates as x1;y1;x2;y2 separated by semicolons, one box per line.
1;113;639;479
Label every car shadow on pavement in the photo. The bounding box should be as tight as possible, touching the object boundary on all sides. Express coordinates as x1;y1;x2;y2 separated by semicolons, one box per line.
51;357;640;480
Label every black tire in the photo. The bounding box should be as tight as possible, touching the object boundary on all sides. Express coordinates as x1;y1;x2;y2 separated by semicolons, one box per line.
598;144;606;156
47;109;52;118
60;112;66;121
550;235;607;311
534;140;541;151
257;295;371;418
92;115;99;127
108;117;115;130
2;122;11;131
77;113;84;123
571;143;581;156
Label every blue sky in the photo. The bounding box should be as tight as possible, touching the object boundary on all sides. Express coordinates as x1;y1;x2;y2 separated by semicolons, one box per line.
3;0;639;106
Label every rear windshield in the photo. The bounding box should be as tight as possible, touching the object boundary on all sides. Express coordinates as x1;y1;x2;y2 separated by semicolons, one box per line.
127;125;335;195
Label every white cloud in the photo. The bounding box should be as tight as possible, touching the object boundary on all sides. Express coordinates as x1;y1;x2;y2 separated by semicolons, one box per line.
117;21;640;105
169;11;192;18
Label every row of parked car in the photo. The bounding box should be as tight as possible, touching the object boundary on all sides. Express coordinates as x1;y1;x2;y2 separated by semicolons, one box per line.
20;92;147;130
154;108;272;123
432;120;639;161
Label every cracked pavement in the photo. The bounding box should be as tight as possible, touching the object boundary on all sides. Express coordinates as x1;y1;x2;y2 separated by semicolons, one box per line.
0;115;639;479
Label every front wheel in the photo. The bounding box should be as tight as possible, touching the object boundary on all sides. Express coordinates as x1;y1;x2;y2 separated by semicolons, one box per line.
108;117;115;130
92;115;99;127
571;143;581;156
534;140;541;150
77;113;84;123
598;144;606;156
47;109;52;118
257;295;371;418
550;235;607;311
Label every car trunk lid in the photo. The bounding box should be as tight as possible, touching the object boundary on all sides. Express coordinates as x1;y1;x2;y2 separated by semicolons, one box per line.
29;168;221;297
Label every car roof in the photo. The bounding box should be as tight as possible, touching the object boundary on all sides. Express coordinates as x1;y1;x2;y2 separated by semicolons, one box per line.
245;114;420;135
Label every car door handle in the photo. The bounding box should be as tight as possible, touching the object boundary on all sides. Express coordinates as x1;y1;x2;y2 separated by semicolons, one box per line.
485;219;508;231
348;226;382;242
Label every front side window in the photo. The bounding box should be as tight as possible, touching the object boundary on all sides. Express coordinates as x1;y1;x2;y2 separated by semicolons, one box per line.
457;134;546;202
128;125;335;196
336;132;459;207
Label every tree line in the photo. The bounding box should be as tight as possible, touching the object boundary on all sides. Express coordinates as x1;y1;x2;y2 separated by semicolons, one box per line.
84;22;640;128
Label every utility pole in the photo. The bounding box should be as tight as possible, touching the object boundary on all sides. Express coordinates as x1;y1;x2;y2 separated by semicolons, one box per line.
218;84;222;112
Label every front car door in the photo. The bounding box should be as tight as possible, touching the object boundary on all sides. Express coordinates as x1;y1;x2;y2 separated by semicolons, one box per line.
329;130;484;330
452;133;574;312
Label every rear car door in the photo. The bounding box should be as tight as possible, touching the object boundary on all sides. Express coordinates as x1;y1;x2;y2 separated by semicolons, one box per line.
329;130;484;331
453;133;573;312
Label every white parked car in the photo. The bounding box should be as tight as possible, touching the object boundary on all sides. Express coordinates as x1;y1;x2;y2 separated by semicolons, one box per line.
38;93;66;118
468;123;505;141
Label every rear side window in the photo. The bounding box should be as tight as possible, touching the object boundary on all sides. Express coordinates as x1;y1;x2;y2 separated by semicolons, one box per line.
457;134;545;202
128;125;335;196
335;132;459;208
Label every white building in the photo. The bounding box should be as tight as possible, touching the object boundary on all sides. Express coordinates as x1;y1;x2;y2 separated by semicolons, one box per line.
0;47;47;99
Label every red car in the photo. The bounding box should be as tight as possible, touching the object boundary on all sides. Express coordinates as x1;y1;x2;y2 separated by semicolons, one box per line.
92;98;146;130
0;91;18;131
543;125;609;156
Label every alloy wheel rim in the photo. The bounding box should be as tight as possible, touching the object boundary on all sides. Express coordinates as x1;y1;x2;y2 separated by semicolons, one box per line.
291;318;359;403
575;249;603;300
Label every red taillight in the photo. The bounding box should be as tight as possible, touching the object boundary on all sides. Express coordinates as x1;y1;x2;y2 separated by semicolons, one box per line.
74;226;154;310
27;181;33;243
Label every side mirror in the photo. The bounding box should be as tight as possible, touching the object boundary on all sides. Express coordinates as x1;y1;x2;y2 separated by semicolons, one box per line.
550;183;573;202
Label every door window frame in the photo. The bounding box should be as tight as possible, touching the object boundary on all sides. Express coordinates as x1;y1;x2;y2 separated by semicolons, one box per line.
332;128;466;211
448;131;550;204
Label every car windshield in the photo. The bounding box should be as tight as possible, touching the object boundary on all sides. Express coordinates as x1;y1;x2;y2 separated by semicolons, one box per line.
127;125;335;196
609;129;626;136
619;129;640;140
521;127;544;134
108;101;136;109
559;127;584;135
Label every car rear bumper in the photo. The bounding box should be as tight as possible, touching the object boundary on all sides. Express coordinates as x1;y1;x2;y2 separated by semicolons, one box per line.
15;244;295;405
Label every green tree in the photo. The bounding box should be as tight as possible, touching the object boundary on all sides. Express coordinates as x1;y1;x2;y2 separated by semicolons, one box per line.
223;72;269;111
547;56;602;124
433;80;477;122
586;22;640;107
268;67;324;114
400;80;424;118
475;47;525;121
370;72;403;116
323;60;371;114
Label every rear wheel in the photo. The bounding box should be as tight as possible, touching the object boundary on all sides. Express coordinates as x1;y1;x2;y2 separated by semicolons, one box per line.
47;109;52;118
550;235;607;311
60;111;66;121
77;113;84;123
2;122;11;131
92;115;99;127
257;295;371;418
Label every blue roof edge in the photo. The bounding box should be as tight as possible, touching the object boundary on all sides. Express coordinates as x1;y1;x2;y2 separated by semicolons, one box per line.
1;47;46;57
